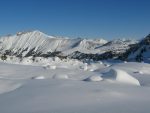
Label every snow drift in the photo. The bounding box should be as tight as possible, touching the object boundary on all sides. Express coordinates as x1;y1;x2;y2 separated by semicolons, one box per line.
31;76;46;80
83;75;103;82
53;74;69;79
0;80;22;94
102;68;140;86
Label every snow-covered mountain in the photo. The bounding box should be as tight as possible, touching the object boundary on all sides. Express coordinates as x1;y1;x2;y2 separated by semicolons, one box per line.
0;30;141;61
124;34;150;63
0;30;107;57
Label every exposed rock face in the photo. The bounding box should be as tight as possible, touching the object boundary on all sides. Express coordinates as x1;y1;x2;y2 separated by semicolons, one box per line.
119;34;150;62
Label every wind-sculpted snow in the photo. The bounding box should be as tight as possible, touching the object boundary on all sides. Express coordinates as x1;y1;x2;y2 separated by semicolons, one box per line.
83;75;103;82
102;68;140;86
0;61;150;113
0;79;22;94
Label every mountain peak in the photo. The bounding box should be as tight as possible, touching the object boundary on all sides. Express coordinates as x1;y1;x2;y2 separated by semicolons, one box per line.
16;30;47;37
140;34;150;45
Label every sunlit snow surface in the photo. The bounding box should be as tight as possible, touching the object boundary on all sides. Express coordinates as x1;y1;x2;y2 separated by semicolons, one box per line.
0;58;150;113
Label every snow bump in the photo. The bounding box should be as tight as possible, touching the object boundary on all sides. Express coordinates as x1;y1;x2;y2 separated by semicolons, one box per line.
83;75;103;82
53;74;69;80
102;68;140;86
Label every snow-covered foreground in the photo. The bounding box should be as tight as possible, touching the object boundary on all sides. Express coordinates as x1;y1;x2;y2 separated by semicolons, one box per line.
0;61;150;113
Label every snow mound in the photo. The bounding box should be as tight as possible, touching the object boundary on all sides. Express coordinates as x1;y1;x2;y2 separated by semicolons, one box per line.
53;74;69;79
0;80;22;94
102;69;140;86
53;57;61;62
104;64;111;67
49;65;57;70
139;71;144;74
21;57;32;64
84;75;103;82
32;76;45;80
43;65;56;70
124;61;127;63
89;69;95;72
134;71;144;74
99;61;103;64
83;63;88;71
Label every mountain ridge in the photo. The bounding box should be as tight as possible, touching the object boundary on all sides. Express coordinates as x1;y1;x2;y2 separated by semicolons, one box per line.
0;30;148;62
0;30;107;57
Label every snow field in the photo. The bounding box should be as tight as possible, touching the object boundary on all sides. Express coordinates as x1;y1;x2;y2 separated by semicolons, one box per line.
0;60;150;113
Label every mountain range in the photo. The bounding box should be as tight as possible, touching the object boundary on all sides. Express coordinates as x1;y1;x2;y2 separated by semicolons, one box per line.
0;30;149;63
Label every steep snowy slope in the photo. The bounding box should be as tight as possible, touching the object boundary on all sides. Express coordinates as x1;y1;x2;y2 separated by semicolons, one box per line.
0;31;81;56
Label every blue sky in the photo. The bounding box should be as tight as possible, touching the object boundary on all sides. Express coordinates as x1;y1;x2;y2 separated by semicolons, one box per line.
0;0;150;40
